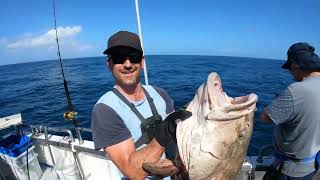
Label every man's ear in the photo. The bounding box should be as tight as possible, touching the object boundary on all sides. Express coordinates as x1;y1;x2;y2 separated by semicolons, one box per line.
107;58;113;70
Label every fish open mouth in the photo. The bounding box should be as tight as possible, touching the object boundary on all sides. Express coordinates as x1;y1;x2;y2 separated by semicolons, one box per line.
200;72;258;121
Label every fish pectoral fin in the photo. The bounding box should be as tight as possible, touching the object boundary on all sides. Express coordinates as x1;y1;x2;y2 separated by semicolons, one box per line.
142;159;179;178
200;127;233;160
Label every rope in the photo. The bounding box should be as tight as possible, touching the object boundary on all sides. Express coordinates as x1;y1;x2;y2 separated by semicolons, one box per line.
135;0;149;85
20;127;36;180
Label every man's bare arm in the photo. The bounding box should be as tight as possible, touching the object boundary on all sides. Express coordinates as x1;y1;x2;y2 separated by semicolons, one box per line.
104;138;164;180
260;111;272;123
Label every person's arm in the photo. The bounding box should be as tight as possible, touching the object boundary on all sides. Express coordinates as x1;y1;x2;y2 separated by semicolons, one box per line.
260;88;294;125
105;138;164;179
92;103;163;179
260;111;272;123
105;109;191;179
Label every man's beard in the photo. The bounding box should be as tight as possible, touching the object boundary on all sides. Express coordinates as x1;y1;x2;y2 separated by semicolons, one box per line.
114;70;141;87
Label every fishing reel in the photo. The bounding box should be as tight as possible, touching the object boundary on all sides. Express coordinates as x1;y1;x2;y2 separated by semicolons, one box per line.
63;111;77;121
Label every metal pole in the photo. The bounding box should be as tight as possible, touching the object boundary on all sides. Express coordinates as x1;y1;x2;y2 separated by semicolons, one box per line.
135;0;149;85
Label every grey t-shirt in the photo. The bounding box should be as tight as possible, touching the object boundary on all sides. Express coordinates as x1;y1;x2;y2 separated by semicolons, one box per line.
265;76;320;177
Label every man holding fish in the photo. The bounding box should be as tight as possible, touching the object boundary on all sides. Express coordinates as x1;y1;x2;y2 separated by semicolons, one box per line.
91;30;259;180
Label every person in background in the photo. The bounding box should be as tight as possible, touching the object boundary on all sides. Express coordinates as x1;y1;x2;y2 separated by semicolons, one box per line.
261;42;320;180
91;30;191;179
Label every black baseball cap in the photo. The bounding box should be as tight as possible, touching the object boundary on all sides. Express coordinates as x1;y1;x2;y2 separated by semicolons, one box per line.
282;42;320;70
103;31;143;55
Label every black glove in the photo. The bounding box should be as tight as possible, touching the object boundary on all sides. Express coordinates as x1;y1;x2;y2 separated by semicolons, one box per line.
154;109;192;147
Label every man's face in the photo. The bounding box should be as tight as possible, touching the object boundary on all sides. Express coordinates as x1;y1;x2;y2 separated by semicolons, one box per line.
107;47;144;87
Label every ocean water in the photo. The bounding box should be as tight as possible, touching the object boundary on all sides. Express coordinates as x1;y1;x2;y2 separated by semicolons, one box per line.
0;55;293;155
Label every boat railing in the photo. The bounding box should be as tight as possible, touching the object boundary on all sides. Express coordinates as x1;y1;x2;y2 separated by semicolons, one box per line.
21;124;107;158
256;144;274;163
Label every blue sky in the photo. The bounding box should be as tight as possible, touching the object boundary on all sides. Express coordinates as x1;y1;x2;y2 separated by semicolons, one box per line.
0;0;319;65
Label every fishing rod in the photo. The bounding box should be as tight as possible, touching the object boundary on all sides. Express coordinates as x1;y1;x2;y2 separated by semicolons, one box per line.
52;0;83;144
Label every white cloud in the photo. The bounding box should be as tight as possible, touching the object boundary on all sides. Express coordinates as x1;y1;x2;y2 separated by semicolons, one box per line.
7;26;83;49
67;41;94;51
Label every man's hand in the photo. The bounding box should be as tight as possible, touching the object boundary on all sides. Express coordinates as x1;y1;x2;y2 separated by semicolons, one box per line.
153;109;192;147
260;111;272;123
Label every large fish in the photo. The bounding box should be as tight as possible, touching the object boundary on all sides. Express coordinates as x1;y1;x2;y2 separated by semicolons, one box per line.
143;72;258;180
